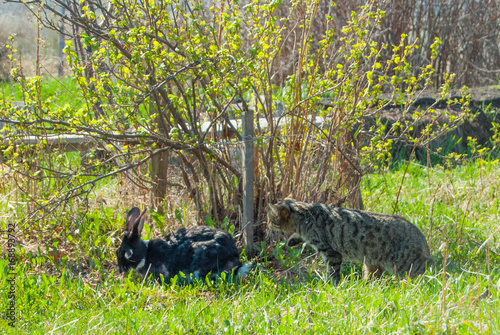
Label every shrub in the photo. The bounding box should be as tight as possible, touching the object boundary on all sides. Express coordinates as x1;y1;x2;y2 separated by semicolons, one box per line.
1;0;479;240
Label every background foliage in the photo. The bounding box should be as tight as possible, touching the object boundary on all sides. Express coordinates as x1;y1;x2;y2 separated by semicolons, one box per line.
2;0;490;229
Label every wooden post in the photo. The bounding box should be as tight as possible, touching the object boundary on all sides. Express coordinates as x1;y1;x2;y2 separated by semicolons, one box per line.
242;109;254;257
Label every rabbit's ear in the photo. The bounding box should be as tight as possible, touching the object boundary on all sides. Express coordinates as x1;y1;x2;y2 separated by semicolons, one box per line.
132;208;148;237
125;207;141;233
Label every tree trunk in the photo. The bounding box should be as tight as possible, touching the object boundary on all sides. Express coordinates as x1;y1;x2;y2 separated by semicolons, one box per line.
151;149;170;213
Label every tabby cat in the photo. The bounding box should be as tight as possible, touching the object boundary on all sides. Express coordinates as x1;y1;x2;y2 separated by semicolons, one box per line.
268;198;433;283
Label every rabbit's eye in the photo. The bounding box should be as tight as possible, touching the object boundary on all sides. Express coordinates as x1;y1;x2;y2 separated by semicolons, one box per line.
125;249;133;259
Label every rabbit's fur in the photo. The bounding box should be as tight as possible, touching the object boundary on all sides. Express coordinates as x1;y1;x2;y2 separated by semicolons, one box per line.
116;207;251;283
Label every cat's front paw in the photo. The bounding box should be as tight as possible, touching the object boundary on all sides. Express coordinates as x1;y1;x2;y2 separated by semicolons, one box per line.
287;234;304;247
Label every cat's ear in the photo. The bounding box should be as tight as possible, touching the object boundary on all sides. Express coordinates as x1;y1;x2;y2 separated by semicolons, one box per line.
269;203;290;219
277;204;290;219
268;203;279;217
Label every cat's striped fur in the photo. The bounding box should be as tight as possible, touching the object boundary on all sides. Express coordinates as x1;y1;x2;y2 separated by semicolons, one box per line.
268;198;433;283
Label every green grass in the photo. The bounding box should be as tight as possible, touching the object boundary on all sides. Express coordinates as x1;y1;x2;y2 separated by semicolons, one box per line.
1;76;83;108
1;159;500;333
4;265;499;334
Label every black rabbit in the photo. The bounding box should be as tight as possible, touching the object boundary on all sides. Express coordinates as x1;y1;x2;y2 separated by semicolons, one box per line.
116;207;251;283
